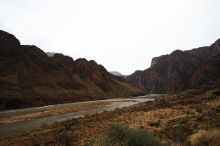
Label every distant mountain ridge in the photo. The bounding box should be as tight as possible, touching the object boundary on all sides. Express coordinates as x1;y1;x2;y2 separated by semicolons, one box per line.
0;30;141;110
46;52;55;57
110;71;123;76
127;39;220;93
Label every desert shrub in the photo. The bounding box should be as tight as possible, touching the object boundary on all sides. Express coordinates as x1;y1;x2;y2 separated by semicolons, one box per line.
188;129;220;146
99;123;162;146
106;123;129;144
178;119;187;126
149;121;160;128
196;105;203;113
127;128;162;146
57;132;72;146
213;88;220;96
163;125;192;142
216;105;220;113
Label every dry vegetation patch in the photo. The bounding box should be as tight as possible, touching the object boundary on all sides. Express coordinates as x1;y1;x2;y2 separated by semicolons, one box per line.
188;129;220;146
0;101;115;124
0;86;220;146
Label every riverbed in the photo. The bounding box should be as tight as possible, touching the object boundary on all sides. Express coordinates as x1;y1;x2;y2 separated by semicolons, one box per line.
0;94;161;138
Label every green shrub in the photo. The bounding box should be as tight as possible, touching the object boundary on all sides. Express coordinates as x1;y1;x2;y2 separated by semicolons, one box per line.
100;123;162;146
127;128;162;146
106;123;129;144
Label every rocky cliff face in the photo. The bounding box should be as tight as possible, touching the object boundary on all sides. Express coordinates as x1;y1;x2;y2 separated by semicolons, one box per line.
191;54;220;88
127;39;220;94
0;30;141;110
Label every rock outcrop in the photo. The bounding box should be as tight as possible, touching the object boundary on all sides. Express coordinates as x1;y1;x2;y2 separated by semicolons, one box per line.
0;30;141;110
127;39;220;94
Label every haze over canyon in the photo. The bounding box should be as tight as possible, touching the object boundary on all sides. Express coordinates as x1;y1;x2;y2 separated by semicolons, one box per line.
0;30;220;110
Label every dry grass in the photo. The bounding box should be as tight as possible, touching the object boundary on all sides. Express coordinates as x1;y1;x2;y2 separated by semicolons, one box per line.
0;101;115;124
172;143;186;146
188;129;220;146
0;85;219;146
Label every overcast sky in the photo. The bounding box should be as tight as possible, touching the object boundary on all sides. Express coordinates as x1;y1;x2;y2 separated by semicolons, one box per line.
0;0;220;75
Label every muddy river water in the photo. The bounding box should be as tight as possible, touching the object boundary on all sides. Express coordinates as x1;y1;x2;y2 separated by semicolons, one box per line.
0;94;162;138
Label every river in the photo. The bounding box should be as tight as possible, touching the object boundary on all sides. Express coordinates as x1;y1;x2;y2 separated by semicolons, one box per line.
0;94;161;138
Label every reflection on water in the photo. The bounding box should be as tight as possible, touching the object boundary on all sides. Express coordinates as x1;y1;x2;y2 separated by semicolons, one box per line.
0;94;161;138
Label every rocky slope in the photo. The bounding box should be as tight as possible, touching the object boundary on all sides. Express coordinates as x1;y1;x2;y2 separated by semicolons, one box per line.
1;81;219;146
0;30;141;110
127;39;220;93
